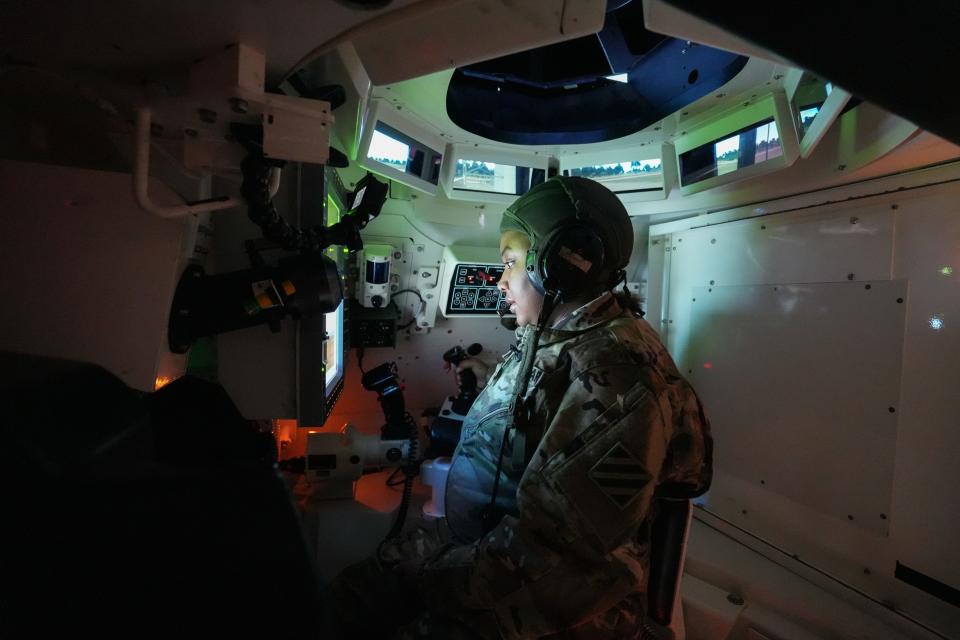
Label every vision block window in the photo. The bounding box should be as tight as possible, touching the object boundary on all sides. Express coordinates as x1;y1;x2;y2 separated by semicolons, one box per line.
680;119;782;187
566;158;663;192
791;72;834;137
366;122;442;185
453;160;540;196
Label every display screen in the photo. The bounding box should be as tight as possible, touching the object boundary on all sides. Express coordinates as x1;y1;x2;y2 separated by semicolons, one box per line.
679;118;782;186
366;122;442;185
445;263;509;315
323;195;345;396
568;158;663;192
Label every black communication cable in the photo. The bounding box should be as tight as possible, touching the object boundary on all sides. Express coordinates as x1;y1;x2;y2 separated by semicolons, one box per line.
392;288;425;330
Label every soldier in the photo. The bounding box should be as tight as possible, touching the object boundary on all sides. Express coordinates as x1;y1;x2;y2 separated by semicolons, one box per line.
325;176;713;639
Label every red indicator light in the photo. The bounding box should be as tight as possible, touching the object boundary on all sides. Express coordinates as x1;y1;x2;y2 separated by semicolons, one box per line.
703;363;714;369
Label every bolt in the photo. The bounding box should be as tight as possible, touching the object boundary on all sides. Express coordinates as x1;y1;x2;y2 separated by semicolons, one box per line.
838;164;847;171
891;204;899;210
422;272;430;278
850;216;859;224
426;293;433;299
393;252;402;260
421;322;429;327
711;238;716;244
229;97;249;114
847;273;855;280
727;593;745;606
417;246;424;252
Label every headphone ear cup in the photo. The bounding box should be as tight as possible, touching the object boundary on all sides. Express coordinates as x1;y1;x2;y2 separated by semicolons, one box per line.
539;224;606;298
525;248;545;294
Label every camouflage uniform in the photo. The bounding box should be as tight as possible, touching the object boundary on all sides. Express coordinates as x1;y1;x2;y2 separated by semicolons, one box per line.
365;290;707;639
324;289;711;639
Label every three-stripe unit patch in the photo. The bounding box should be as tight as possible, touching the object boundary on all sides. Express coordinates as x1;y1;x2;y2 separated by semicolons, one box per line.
589;443;651;509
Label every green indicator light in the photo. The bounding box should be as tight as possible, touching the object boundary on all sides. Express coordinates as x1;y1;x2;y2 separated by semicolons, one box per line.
343;247;349;254
940;266;954;276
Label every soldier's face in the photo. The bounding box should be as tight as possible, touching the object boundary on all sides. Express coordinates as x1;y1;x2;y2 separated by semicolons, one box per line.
498;230;544;326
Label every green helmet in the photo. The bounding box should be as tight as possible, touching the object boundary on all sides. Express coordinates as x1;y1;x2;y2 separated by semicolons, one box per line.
500;176;633;298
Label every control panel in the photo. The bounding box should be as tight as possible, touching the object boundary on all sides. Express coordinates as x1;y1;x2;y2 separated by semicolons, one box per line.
438;247;513;319
447;264;506;315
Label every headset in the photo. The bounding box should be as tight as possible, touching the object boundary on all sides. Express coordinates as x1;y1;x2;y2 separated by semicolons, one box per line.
524;179;626;301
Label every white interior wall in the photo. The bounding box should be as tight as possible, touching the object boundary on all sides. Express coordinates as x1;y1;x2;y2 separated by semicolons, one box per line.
649;174;960;637
0;160;191;391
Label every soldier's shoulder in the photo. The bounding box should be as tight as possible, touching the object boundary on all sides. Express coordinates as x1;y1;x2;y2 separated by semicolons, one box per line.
562;315;651;376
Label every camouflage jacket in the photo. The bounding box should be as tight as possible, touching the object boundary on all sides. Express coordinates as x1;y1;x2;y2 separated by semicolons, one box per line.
419;292;713;639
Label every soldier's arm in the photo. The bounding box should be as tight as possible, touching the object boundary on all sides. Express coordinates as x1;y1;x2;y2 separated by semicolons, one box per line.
419;364;671;636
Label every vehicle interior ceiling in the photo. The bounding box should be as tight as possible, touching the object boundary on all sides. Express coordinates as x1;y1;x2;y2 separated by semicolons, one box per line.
1;0;959;638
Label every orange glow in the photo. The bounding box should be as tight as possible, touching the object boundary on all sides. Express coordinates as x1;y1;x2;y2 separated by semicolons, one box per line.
154;375;174;390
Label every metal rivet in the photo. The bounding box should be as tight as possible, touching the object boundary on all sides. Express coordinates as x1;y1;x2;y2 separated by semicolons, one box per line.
888;407;896;413
896;298;903;303
865;284;872;290
850;216;859;224
727;593;745;606
711;238;716;244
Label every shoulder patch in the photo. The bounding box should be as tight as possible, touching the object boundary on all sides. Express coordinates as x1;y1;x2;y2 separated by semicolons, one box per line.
589;443;652;509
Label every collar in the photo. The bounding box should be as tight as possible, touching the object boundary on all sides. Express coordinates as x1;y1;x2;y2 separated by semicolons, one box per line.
513;291;623;347
550;291;622;332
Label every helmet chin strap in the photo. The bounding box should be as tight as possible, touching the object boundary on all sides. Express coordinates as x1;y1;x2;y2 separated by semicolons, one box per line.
482;286;560;534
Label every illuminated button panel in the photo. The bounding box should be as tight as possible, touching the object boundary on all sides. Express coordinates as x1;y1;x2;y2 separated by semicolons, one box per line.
446;263;508;315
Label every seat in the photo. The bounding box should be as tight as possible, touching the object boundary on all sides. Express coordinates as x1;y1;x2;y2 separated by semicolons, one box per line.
641;498;694;640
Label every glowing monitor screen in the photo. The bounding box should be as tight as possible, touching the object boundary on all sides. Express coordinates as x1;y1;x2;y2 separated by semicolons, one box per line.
323;195;345;396
367;127;411;173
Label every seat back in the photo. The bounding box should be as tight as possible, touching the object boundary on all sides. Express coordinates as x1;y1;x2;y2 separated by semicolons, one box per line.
647;499;693;628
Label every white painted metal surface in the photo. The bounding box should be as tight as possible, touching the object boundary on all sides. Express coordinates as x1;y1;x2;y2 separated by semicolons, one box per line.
687;280;905;533
0;160;189;391
649;179;960;636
